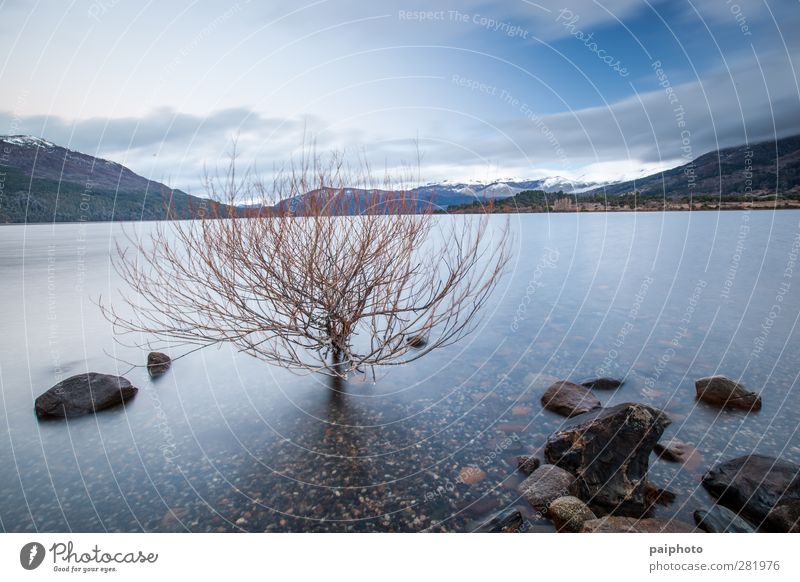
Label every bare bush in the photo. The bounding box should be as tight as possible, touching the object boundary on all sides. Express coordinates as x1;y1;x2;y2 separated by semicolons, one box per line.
102;150;511;379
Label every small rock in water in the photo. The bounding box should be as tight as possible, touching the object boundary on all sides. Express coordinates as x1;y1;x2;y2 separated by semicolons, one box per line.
693;506;754;533
406;335;427;348
515;455;540;476
580;377;624;390
653;438;695;463
695;375;761;411
459;466;487;485
580;516;696;533
34;373;138;418
518;464;575;514
548;496;596;532
644;482;676;508
540;381;601;417
475;508;524;532
147;352;172;377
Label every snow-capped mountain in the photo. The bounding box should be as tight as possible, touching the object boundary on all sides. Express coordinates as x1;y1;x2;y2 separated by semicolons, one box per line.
413;176;606;205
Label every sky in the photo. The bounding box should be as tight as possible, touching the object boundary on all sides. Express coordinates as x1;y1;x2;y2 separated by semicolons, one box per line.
1;0;799;194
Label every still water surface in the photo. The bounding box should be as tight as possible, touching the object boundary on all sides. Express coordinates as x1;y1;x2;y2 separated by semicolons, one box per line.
1;210;799;532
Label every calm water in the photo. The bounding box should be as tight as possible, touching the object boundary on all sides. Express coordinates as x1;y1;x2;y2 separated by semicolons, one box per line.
1;211;799;532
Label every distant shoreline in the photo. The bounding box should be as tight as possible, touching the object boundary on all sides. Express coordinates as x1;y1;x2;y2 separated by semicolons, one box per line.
2;203;800;226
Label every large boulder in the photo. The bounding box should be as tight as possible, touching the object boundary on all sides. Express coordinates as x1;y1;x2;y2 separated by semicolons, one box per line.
35;373;138;418
518;464;575;514
540;381;601;417
545;403;671;516
765;500;800;533
695;376;761;411
548;496;596;532
580;516;696;533
693;506;754;533
702;455;800;531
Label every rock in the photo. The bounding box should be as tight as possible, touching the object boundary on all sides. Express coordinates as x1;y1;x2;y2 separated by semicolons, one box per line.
147;352;171;377
581;377;624;390
702;455;800;531
540;381;601;417
644;482;676;508
548;496;596;532
765;500;800;533
581;516;696;533
406;335;427;348
459;467;487;485
693;506;754;533
475;508;524;532
654;438;694;463
518;464;575;514
545;403;671;516
516;455;540;476
34;373;138;418
695;375;761;411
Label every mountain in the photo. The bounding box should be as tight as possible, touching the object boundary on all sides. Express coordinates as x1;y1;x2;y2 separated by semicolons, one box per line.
0;136;225;223
582;135;800;199
412;176;604;207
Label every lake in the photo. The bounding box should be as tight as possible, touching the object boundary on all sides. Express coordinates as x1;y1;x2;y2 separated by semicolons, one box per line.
1;210;799;532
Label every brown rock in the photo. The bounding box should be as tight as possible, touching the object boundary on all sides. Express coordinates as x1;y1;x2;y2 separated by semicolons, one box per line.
540;381;601;417
580;516;697;533
515;455;540;476
459;467;487;485
695;375;761;411
518;464;575;514
654;438;695;463
549;496;596;532
147;351;172;377
581;377;624;390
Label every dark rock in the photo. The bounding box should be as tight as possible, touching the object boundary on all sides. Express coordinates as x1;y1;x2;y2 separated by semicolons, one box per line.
702;455;800;531
654;438;694;463
515;455;540;476
693;506;755;533
406;335;427;348
545;402;671;516
540;381;601;417
765;500;800;533
548;496;596;532
475;508;524;532
695;375;761;411
581;516;696;533
644;482;676;508
147;351;171;377
581;377;624;390
518;464;575;514
35;373;138;418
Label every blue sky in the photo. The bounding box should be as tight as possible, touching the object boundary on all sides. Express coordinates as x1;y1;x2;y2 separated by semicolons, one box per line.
1;0;799;192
